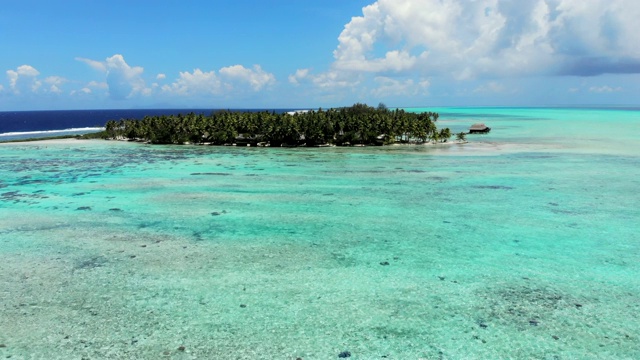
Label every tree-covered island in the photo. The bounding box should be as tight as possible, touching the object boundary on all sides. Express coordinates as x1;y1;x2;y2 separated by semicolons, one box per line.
101;103;463;147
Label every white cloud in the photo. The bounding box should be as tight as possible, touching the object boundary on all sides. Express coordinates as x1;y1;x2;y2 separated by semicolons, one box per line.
371;76;429;97
44;76;68;94
589;85;623;93
288;69;310;84
105;54;147;99
330;0;640;79
162;69;222;96
75;57;107;72
77;54;148;100
73;54;276;102
6;65;42;94
45;76;65;85
70;87;93;96
162;65;276;96
290;68;362;90
219;65;275;91
15;65;40;77
285;0;639;104
87;80;108;89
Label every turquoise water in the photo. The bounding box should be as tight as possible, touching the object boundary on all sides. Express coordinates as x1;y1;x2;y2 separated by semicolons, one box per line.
1;107;639;359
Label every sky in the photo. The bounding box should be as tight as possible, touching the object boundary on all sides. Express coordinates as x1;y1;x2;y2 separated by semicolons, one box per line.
1;0;639;110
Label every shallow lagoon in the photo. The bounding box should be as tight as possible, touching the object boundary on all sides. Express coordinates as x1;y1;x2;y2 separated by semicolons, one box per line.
1;107;639;359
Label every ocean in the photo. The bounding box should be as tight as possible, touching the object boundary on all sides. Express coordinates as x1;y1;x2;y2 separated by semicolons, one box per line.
0;107;639;359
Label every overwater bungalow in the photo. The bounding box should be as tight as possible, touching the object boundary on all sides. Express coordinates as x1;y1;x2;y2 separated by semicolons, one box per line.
469;123;491;134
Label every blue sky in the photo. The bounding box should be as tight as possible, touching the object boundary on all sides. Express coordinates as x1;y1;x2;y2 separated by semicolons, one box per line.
1;0;639;110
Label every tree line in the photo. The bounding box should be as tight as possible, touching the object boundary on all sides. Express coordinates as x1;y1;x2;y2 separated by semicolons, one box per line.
102;103;461;146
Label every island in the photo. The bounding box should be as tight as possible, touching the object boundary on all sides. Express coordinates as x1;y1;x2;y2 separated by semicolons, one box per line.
90;103;467;146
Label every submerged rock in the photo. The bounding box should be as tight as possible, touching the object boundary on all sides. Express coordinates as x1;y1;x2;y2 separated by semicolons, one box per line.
75;256;107;270
473;185;514;190
338;351;351;358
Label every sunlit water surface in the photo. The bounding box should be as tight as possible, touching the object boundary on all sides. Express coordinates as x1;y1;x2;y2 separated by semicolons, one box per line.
1;107;639;359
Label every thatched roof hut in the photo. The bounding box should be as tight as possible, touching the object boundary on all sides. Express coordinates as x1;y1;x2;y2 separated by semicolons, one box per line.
469;123;491;134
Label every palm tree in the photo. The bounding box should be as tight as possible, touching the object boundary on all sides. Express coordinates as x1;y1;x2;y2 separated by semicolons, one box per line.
98;104;443;148
439;128;451;143
104;120;119;139
431;131;440;143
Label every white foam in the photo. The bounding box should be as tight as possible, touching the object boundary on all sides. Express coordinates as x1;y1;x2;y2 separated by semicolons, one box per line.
286;110;310;115
0;127;104;137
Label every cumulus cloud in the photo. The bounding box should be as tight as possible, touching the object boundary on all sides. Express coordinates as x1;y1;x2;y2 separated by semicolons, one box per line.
44;76;68;94
371;76;430;97
289;68;362;90
329;0;640;80
219;65;275;91
6;65;42;94
75;57;107;72
74;54;276;102
162;65;275;96
105;55;147;99
87;80;108;89
71;80;108;96
12;65;40;77
288;69;310;85
4;67;67;96
162;69;222;96
589;85;623;93
77;54;148;100
70;87;93;96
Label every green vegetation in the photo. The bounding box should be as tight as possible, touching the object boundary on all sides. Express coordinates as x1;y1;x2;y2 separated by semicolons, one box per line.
80;131;109;139
102;104;451;146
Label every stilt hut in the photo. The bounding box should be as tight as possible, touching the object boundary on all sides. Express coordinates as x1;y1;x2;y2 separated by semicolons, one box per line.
469;123;491;134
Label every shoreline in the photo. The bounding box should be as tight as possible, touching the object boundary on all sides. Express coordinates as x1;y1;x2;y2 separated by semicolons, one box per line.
1;136;468;147
0;134;85;144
